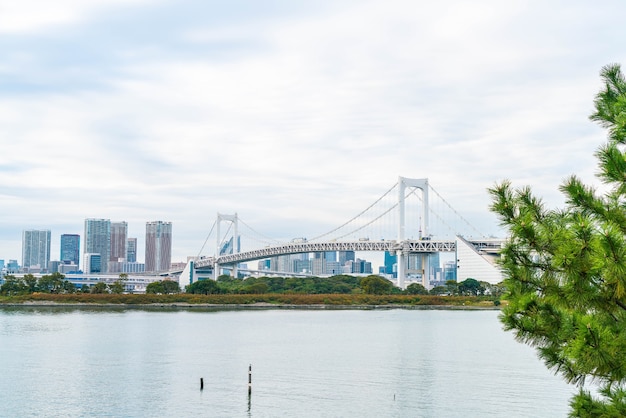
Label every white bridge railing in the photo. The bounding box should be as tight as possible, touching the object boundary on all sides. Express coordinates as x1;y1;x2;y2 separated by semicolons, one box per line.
193;239;457;268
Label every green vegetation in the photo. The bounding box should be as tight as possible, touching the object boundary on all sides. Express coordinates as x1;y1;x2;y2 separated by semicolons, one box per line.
146;280;181;294
0;291;498;307
0;273;76;295
0;272;502;307
489;64;626;415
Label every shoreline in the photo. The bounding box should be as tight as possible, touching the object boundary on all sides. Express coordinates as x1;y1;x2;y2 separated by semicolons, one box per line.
0;301;501;310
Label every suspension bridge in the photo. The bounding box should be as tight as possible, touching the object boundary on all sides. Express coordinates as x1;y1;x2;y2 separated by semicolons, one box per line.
180;177;505;289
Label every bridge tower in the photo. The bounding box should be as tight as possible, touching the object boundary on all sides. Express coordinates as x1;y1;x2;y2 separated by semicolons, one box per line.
397;177;429;289
215;213;239;279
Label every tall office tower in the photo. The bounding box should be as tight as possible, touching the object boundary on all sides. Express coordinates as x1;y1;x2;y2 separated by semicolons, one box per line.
145;221;172;272
84;218;111;273
383;251;397;277
22;230;51;272
60;234;80;266
110;222;128;262
126;238;137;262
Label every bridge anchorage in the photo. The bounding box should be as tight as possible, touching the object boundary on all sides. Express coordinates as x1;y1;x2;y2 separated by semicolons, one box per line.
182;176;504;290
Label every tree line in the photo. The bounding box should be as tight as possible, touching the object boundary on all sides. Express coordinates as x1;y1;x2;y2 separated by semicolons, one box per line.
0;272;502;298
0;273;129;295
183;274;503;296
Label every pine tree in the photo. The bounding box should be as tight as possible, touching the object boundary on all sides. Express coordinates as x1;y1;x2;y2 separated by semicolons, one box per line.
489;64;626;417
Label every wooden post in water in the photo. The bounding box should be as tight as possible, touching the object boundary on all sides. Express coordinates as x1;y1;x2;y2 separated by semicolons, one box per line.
248;364;252;395
200;377;204;390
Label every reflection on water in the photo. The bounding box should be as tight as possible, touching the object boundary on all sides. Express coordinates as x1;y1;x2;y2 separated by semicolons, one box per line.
0;307;575;417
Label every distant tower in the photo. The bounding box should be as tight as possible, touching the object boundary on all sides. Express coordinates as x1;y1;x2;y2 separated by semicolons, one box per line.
126;238;137;263
338;251;355;265
145;221;172;272
383;251;397;278
60;234;80;266
110;222;128;262
84;218;111;273
22;229;51;272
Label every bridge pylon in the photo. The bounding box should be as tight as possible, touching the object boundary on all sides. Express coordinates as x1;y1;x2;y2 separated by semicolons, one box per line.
397;177;429;289
215;213;239;279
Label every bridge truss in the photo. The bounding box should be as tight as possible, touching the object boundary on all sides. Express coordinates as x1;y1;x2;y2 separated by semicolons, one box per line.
191;176;497;288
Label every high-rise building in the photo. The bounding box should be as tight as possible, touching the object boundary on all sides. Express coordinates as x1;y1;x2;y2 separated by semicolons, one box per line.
84;218;110;273
110;222;128;262
60;234;80;266
383;251;397;277
145;221;172;272
338;251;355;265
126;238;137;262
22;229;51;272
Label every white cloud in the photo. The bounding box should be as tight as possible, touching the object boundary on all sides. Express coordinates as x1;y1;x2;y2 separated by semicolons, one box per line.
0;0;154;33
1;0;625;266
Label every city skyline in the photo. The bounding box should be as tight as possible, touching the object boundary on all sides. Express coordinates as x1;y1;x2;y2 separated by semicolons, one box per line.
2;1;626;265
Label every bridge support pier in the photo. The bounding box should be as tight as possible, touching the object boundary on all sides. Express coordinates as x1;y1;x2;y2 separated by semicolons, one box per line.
397;177;429;289
216;213;239;280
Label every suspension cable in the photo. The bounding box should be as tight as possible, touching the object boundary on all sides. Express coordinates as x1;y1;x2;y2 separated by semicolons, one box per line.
429;185;484;237
333;203;398;240
197;220;217;258
239;218;281;244
309;182;398;241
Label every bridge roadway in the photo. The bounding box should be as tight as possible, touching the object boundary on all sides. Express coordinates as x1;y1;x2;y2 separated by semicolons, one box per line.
193;239;462;269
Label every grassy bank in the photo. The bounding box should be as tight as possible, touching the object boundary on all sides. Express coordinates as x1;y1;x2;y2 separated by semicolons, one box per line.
0;292;502;308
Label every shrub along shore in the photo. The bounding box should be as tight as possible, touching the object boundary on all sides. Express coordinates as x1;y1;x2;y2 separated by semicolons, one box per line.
0;292;502;309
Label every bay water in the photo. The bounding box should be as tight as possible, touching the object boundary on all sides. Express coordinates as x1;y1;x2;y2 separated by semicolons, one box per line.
0;307;575;417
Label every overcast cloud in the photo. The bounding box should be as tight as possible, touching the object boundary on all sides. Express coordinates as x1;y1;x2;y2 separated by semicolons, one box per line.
1;0;625;265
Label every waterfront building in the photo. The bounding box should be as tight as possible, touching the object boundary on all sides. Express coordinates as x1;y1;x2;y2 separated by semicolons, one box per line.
60;234;80;266
22;229;51;272
108;261;145;273
326;261;342;275
84;253;102;274
145;221;172;272
311;257;326;275
110;222;128;262
122;262;145;273
444;260;456;281
84;219;111;273
6;260;19;273
258;259;271;270
58;263;79;274
126;238;137;262
383;251;397;277
347;258;372;275
293;258;311;274
49;260;61;274
338;251;355;264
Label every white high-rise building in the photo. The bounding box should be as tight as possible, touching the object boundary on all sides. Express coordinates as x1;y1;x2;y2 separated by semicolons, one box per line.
145;221;172;272
22;229;51;272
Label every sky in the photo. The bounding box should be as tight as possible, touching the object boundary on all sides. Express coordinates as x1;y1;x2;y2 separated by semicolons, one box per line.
1;0;625;267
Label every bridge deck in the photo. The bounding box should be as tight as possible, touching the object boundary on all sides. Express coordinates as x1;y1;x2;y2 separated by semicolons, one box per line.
194;239;460;268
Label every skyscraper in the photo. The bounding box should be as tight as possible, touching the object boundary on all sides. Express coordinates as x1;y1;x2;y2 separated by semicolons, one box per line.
110;222;128;262
84;218;110;273
126;238;137;262
22;230;51;272
145;221;172;272
60;234;80;266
